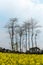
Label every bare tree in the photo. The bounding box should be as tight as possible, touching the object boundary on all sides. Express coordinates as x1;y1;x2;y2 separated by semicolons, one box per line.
15;26;23;52
22;22;28;52
5;18;17;50
14;25;20;51
30;18;41;49
25;21;31;50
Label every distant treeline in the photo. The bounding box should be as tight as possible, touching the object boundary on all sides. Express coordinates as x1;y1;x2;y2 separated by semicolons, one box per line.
0;47;43;54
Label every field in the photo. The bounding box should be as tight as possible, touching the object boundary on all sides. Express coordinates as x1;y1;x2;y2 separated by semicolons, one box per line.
0;53;43;65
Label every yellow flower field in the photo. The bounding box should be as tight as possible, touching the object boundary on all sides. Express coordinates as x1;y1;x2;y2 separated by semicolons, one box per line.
0;52;43;65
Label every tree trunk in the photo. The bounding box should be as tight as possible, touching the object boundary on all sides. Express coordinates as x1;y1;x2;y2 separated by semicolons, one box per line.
16;34;18;51
20;35;21;52
31;27;34;52
35;35;37;47
26;30;27;52
35;34;37;51
11;23;14;50
28;30;30;50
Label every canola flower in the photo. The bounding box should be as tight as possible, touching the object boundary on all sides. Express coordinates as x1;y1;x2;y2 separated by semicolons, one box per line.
0;52;43;65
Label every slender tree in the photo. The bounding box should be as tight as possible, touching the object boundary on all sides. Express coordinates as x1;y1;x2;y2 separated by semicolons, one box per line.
25;22;31;50
23;22;28;52
15;26;23;52
5;18;17;50
30;18;41;49
14;25;20;51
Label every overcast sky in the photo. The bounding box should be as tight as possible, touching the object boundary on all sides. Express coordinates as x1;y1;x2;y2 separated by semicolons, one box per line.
0;0;43;49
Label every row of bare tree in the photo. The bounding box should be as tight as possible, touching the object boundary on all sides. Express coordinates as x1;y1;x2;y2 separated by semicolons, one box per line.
5;18;41;52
